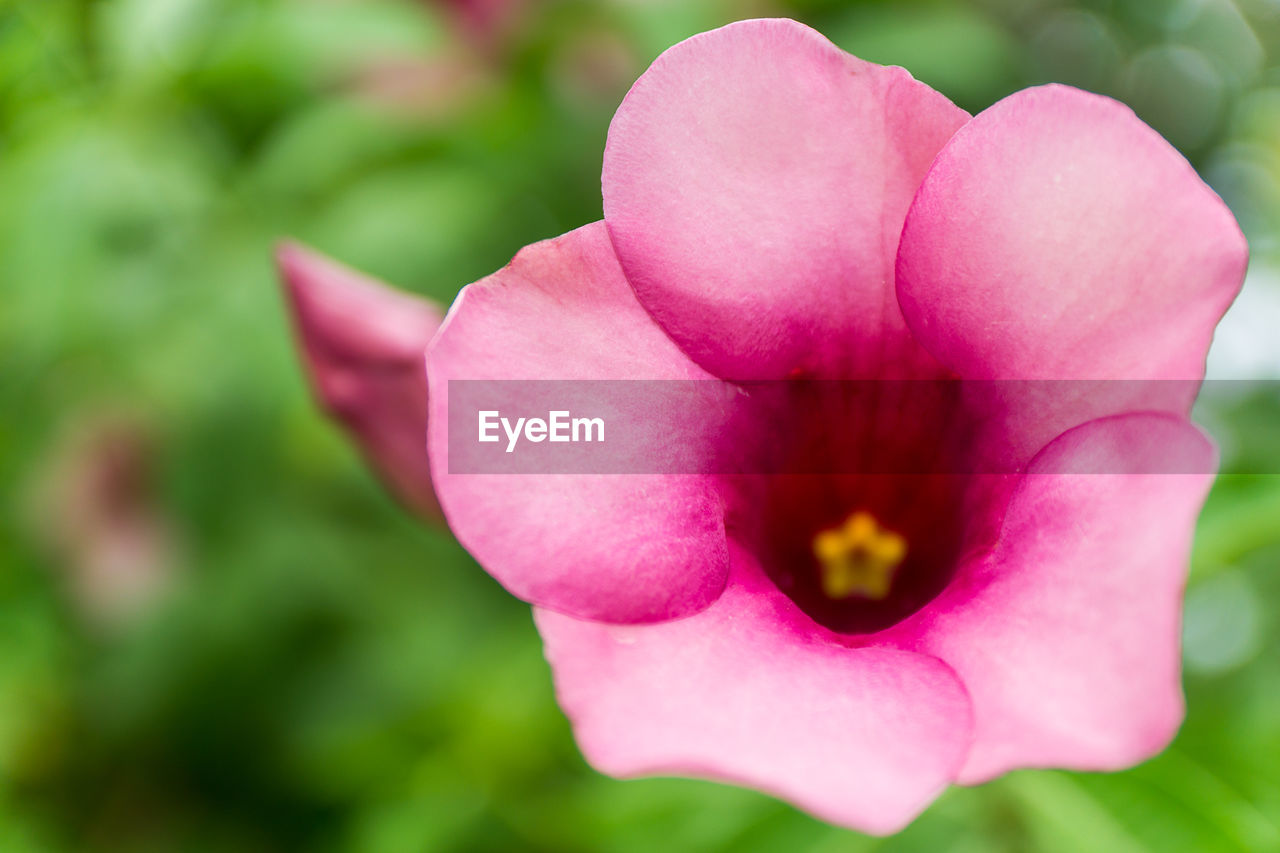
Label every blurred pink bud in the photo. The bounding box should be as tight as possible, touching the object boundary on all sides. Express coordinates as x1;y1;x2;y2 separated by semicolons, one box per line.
33;415;176;629
277;243;444;520
552;28;640;106
435;0;529;51
352;52;493;117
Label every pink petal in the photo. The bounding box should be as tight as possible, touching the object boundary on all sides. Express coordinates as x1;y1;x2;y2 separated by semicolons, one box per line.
277;242;443;520
890;413;1216;783
897;84;1247;385
602;18;969;379
426;222;731;624
534;546;972;835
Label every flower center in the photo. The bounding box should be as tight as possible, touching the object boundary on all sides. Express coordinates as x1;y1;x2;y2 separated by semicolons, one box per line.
811;511;907;600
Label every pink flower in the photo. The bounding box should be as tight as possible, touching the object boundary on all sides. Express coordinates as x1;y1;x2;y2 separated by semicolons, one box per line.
278;19;1247;834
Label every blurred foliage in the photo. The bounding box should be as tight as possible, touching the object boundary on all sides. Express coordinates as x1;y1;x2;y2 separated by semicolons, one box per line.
1;0;1279;850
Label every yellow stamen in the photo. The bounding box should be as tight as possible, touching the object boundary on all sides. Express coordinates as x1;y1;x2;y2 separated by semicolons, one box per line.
811;511;907;600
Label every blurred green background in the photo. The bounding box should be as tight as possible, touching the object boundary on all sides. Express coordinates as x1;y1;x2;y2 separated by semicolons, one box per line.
2;0;1280;850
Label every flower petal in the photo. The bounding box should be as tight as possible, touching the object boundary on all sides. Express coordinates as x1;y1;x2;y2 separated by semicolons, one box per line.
277;242;443;519
893;412;1215;783
602;18;969;379
535;546;973;835
426;222;731;624
897;84;1247;384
